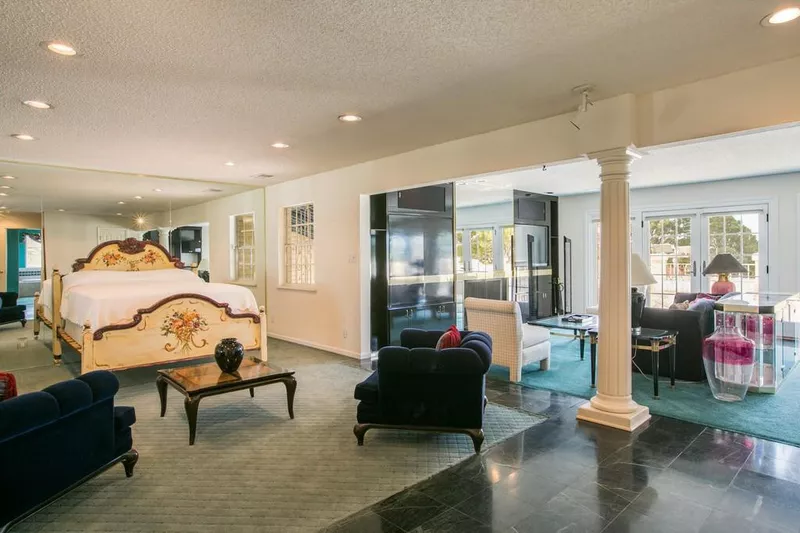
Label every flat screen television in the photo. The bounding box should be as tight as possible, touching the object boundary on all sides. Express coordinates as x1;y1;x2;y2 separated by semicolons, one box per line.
516;198;547;222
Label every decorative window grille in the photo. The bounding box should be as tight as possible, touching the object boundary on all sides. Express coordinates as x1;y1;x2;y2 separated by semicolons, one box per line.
284;204;314;285
232;213;255;281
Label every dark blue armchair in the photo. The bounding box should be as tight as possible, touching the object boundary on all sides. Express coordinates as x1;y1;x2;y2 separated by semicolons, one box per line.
353;328;492;453
0;371;138;531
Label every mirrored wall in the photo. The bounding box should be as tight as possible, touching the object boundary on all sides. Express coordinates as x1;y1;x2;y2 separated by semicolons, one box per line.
0;161;257;308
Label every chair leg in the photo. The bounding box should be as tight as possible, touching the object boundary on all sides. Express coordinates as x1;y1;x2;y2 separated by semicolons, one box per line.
121;449;139;478
539;356;550;371
20;319;27;327
467;429;485;454
353;424;370;446
511;364;522;383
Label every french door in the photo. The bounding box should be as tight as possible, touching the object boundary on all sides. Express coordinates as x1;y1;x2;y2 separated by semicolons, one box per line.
644;206;768;308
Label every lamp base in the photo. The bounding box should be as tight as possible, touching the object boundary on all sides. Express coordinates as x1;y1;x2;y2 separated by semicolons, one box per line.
631;288;645;335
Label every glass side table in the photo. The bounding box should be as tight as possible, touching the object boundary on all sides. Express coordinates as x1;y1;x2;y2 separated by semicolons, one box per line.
588;327;677;398
713;293;800;394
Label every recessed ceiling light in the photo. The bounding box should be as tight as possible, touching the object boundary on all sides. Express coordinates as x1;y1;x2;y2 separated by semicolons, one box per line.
252;174;274;179
0;193;8;197
58;208;65;212
45;41;77;56
23;100;53;110
205;188;223;193
224;161;235;166
153;188;162;192
116;212;123;216
133;195;142;200
762;6;800;25
475;179;488;184
117;201;125;205
271;142;290;149
11;134;35;141
338;114;362;122
2;175;16;180
0;186;10;189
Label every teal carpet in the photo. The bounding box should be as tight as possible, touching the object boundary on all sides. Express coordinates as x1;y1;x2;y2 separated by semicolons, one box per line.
488;336;800;446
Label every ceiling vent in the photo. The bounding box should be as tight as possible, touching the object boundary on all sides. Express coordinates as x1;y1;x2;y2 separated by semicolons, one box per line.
205;188;223;193
252;174;275;179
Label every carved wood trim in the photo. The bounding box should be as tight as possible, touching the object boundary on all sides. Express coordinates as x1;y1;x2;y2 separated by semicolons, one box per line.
92;293;261;341
72;238;185;272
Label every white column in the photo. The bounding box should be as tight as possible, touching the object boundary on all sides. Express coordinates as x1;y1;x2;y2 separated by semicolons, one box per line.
157;227;171;248
577;147;651;431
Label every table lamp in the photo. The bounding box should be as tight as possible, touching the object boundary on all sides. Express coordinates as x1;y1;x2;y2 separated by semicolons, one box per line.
703;253;747;294
631;253;657;335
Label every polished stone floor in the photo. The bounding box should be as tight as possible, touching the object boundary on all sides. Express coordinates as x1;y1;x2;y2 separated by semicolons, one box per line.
325;379;800;533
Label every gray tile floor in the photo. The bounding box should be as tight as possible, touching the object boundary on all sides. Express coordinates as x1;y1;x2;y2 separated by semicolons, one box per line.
325;380;800;533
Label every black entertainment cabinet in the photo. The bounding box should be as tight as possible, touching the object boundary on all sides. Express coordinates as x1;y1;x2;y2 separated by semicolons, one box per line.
512;190;559;321
370;184;456;349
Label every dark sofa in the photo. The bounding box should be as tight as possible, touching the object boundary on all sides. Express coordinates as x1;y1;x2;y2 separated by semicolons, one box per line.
637;293;715;382
353;328;492;453
0;292;26;328
0;371;138;531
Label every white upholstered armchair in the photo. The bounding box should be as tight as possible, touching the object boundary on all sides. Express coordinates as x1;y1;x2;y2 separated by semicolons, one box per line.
464;297;551;382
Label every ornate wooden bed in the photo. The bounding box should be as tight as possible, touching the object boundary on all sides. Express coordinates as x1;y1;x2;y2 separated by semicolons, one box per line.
33;238;267;374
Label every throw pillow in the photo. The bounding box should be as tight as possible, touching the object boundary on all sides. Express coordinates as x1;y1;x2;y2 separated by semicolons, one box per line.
688;297;716;313
435;325;462;350
0;372;18;401
669;301;691;310
718;292;742;301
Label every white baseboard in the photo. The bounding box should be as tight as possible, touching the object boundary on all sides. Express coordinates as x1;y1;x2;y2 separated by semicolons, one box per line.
266;332;363;360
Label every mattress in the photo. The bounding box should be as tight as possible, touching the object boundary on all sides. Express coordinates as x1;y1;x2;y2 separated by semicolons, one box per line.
39;269;258;331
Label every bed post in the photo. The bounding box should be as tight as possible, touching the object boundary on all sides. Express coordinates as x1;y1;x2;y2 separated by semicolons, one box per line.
33;291;41;339
51;269;63;364
259;306;268;362
81;321;94;375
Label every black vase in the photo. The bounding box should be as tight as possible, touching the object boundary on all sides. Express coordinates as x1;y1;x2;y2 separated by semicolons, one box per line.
214;338;244;373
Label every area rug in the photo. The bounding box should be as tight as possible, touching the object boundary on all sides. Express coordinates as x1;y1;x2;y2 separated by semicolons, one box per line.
488;336;800;447
9;338;543;533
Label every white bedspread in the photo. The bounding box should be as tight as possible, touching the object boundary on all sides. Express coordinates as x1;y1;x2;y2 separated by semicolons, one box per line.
39;270;259;330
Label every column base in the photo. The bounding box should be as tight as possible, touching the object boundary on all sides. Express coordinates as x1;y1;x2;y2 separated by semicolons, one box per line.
576;401;651;432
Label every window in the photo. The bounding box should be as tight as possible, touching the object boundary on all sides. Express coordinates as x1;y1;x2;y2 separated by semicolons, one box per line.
468;228;494;275
283;203;315;285
232;213;255;281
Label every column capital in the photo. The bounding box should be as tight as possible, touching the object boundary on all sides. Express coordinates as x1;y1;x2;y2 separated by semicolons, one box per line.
589;146;643;182
588;145;643;164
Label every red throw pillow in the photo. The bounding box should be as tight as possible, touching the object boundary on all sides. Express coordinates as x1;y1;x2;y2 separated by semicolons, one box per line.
435;325;462;350
0;372;18;402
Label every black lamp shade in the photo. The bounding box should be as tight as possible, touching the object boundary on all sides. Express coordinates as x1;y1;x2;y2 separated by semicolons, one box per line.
703;253;747;275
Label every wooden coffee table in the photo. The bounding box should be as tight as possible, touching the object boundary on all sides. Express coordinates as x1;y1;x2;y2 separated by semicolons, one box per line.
156;357;297;445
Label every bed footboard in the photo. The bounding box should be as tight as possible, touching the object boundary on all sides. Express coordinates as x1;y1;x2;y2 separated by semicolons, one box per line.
79;294;267;374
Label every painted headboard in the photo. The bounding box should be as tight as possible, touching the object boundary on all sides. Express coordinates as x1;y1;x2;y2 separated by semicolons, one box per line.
72;238;185;272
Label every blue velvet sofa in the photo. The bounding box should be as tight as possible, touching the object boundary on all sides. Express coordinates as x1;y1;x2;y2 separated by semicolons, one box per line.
353;328;492;453
0;371;138;531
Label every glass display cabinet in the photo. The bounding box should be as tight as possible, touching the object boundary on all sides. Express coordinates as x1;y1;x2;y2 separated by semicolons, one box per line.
713;293;800;393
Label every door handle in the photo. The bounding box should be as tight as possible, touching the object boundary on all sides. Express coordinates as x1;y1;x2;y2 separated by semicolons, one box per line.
692;261;696;276
702;260;707;274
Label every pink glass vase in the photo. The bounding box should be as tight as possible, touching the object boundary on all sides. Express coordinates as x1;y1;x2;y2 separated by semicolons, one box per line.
703;324;756;402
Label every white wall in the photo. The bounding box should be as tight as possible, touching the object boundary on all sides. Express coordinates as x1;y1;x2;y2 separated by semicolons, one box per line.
559;172;800;313
42;212;142;275
165;189;266;307
265;57;800;358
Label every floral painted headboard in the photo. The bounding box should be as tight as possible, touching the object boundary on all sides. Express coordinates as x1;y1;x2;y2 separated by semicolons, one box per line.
72;238;184;272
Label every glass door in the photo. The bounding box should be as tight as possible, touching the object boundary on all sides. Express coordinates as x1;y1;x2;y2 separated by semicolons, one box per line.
645;215;698;308
702;210;767;296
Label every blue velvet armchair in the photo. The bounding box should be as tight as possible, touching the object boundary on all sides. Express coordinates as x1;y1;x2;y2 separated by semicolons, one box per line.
0;371;138;531
353;328;492;453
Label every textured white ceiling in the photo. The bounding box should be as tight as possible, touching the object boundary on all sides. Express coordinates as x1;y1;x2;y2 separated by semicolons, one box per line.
456;125;800;206
0;161;255;215
1;0;799;185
